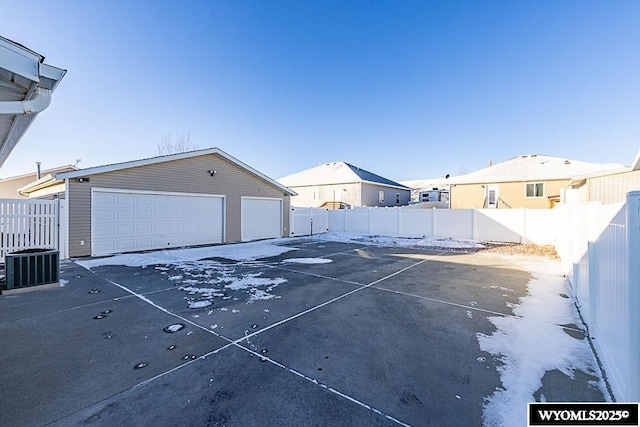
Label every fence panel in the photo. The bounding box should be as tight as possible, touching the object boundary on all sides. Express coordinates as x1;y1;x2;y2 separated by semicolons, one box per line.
344;208;370;234
0;199;59;263
433;209;474;240
399;209;433;237
369;208;400;236
290;207;329;236
476;210;523;243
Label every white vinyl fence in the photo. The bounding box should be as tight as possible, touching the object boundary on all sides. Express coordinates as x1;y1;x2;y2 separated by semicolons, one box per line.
327;207;558;244
289;207;330;237
555;192;640;402
0;199;60;263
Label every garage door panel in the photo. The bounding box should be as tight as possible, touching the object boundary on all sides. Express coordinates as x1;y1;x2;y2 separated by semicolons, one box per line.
135;195;153;207
136;210;153;220
116;224;135;235
241;198;282;242
92;190;224;256
115;194;134;206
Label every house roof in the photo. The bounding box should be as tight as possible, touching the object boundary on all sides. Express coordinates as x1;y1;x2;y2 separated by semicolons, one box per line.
0;164;76;182
0;36;66;168
53;147;296;195
401;178;450;191
278;162;410;190
449;154;623;185
567;149;640;185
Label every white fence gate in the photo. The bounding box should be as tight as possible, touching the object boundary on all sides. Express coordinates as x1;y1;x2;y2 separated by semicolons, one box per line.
0;199;62;263
290;207;329;237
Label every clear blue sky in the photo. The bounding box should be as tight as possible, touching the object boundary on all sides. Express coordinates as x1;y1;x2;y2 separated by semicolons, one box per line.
2;1;639;182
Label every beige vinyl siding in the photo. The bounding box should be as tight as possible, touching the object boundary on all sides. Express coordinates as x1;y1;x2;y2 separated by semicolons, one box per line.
68;153;290;257
0;175;34;198
360;183;410;207
588;170;640;204
451;179;569;209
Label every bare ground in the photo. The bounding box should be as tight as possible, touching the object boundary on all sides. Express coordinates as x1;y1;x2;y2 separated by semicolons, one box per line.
474;242;559;260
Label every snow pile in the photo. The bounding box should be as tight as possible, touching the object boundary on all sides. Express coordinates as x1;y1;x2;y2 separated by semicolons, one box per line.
310;232;485;249
76;239;297;269
477;259;606;426
162;260;287;306
283;257;333;264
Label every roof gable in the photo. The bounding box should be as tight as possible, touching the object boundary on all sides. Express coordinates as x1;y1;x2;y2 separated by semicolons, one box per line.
279;161;409;190
55;148;296;195
450;154;623;185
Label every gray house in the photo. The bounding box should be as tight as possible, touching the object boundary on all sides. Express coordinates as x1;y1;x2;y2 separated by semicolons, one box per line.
278;161;411;208
21;148;296;257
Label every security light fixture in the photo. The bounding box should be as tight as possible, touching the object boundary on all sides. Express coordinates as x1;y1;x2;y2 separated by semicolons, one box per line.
207;170;216;177
78;177;90;183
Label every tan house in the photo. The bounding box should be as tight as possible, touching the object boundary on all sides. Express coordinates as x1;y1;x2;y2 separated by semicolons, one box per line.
20;148;296;257
279;161;411;208
449;154;622;209
0;165;76;198
566;150;640;204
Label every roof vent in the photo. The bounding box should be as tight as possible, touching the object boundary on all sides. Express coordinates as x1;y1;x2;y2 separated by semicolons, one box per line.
564;160;571;165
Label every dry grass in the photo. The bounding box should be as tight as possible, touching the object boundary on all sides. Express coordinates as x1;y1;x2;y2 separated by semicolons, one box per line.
475;242;559;260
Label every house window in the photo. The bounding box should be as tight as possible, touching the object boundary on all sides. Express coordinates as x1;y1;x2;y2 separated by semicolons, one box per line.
313;187;325;200
378;191;384;203
525;182;544;198
396;193;400;204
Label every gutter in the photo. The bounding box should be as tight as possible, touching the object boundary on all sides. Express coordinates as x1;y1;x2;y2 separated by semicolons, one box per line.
0;87;52;115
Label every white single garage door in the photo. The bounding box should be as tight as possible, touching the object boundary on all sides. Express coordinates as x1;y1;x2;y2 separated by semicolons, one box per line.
92;189;224;256
241;197;282;242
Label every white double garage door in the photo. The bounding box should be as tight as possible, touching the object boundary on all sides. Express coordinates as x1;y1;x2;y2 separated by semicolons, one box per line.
92;189;282;256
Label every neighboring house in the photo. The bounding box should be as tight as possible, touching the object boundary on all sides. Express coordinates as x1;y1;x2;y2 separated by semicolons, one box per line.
0;165;76;198
21;148;296;257
566;150;640;204
449;154;622;209
401;178;450;204
278;161;411;208
0;36;66;168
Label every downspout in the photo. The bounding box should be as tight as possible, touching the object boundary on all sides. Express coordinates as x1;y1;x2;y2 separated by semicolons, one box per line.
0;87;52;115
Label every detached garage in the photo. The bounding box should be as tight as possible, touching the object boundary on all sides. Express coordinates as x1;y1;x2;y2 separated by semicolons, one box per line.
33;148;295;257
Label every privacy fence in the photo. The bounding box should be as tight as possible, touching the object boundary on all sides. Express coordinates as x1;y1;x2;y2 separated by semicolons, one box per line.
291;199;640;401
0;199;60;263
554;192;640;402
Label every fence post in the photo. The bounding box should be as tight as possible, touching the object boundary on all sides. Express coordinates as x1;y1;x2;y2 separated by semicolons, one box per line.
626;191;640;401
521;207;527;244
472;209;477;241
432;207;437;237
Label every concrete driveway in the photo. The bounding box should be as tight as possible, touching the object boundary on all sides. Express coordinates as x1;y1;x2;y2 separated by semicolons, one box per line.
0;239;605;426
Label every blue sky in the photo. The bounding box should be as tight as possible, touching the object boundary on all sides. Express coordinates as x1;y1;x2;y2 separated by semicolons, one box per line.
2;1;639;182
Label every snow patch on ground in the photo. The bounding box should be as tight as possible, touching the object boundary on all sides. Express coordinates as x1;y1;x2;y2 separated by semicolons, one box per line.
76;239;298;268
283;257;333;264
157;260;287;308
59;279;69;287
477;259;607;426
310;232;485;249
188;300;213;309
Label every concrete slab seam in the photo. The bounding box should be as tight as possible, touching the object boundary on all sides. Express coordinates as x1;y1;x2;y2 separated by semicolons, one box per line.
234;342;413;427
371;285;585;334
